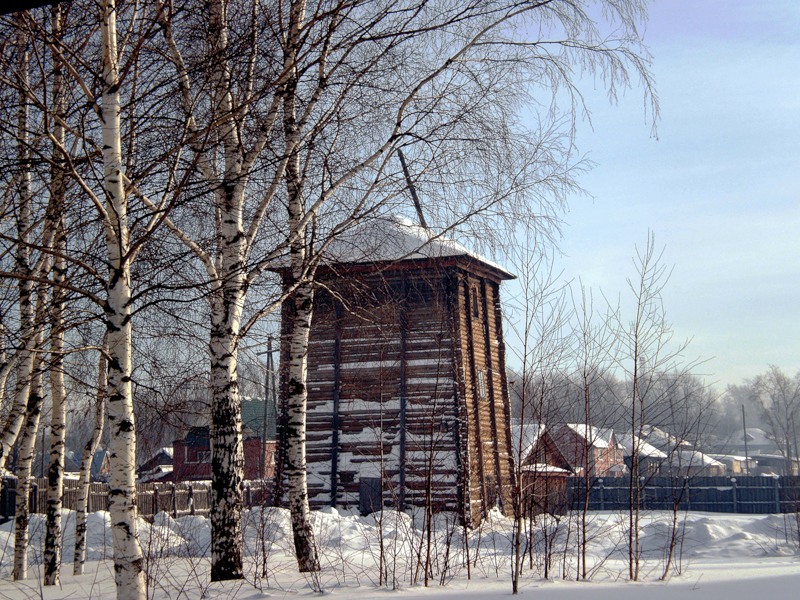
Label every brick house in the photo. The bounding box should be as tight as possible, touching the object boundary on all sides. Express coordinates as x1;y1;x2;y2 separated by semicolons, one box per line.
172;426;275;482
547;423;624;478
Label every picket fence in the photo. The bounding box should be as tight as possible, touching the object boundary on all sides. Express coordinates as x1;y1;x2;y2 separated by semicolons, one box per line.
567;475;800;514
0;478;272;522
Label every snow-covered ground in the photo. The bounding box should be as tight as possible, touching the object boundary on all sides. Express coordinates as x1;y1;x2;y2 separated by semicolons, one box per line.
0;508;798;598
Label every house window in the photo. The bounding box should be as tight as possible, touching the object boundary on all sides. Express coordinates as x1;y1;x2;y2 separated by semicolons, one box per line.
471;287;479;318
477;369;487;400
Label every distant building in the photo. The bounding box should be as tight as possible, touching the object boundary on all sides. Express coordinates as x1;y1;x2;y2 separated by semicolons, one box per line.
172;426;274;482
728;427;780;457
546;423;624;478
708;454;749;475
616;433;667;476
90;450;111;483
138;448;174;483
666;449;725;477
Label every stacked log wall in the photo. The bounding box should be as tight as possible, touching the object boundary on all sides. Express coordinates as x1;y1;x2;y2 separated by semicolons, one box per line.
304;269;460;511
453;271;515;522
281;260;514;520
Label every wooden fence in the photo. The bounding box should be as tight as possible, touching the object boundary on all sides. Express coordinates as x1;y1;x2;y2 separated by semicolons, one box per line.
567;475;800;514
0;478;273;522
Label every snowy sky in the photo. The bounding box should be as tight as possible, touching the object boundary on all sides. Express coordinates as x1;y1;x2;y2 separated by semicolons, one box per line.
536;0;800;389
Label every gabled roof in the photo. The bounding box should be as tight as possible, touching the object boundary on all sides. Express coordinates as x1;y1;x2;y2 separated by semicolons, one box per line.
669;450;723;468
616;433;667;459
563;424;614;448
307;216;515;280
510;421;544;462
640;425;694;451
734;428;775;446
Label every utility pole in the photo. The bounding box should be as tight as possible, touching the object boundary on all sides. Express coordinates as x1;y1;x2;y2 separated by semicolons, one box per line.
258;336;278;478
742;405;750;476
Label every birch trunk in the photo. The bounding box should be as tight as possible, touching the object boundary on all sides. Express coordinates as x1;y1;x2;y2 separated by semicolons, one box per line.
209;285;245;581
0;21;33;474
100;1;146;597
13;366;44;581
284;280;319;572
206;0;246;580
12;231;55;581
283;9;319;562
44;5;68;584
74;345;106;576
43;200;67;587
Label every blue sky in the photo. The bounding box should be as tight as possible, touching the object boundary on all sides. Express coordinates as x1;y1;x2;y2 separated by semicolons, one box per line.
546;1;800;388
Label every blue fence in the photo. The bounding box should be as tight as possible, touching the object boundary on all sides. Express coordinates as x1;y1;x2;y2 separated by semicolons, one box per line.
567;475;800;514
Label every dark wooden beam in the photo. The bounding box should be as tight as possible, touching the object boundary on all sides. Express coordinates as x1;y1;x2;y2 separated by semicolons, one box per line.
330;300;343;507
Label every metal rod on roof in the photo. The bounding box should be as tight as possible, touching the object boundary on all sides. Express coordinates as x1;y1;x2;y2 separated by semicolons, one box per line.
397;148;428;229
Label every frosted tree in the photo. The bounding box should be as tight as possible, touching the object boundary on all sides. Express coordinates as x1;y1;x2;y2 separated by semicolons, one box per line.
610;233;691;581
0;1;191;596
735;367;800;475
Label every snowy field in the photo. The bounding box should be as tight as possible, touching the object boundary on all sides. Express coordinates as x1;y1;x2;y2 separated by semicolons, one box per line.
0;508;799;599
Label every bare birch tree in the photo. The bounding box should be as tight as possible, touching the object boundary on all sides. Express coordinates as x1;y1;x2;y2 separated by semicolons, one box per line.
0;1;185;595
611;232;691;581
505;237;571;593
570;282;617;580
267;0;655;576
73;339;107;576
43;2;69;585
0;15;37;475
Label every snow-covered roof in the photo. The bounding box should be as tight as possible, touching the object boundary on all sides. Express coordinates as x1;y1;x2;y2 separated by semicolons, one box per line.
734;428;775;446
669;450;723;468
314;216;515;279
640;425;692;450
564;424;614;448
616;433;667;459
520;463;571;475
510;422;544;461
708;453;748;462
138;465;174;484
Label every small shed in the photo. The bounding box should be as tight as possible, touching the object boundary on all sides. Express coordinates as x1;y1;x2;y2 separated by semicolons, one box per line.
138;447;175;483
277;216;516;523
512;422;573;515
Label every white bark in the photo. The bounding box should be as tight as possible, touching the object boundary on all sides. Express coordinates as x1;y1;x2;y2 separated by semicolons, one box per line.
44;5;68;584
280;0;319;573
43;193;67;586
12;367;44;581
11;235;55;581
74;344;106;576
284;281;320;572
0;21;34;475
204;0;246;581
209;292;245;581
100;2;146;598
